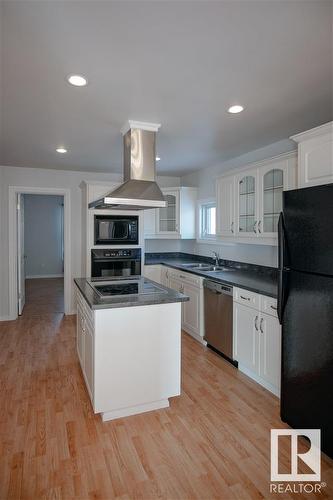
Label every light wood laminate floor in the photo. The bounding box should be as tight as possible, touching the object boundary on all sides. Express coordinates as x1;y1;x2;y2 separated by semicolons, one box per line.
0;288;332;498
23;278;64;316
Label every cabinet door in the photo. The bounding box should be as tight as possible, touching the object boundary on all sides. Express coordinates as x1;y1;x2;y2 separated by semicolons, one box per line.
216;175;235;236
161;267;170;287
168;276;184;326
235;171;259;237
298;133;333;187
156;190;180;235
182;283;201;336
260;166;284;236
143;265;161;284
259;313;281;392
143;209;157;237
77;306;84;365
233;302;259;373
168;276;183;292
84;325;94;401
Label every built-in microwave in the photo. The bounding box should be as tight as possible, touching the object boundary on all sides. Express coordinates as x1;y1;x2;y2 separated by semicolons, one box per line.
94;215;139;245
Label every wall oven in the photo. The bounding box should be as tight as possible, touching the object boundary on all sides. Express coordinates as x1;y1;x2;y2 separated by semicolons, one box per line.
94;215;139;245
91;248;141;278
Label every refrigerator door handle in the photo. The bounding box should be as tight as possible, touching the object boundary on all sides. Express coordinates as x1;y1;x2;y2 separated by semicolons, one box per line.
278;213;289;324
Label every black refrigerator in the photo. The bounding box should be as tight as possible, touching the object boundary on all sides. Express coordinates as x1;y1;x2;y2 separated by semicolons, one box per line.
278;183;333;459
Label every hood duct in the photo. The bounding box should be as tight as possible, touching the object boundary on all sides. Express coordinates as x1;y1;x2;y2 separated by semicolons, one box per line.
89;121;166;210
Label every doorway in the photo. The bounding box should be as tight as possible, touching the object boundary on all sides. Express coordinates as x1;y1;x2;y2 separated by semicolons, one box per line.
8;186;71;320
18;194;65;316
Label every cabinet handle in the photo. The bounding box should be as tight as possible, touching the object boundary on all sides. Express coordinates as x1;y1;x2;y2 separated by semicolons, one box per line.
179;275;186;279
231;221;234;234
254;315;258;331
270;305;277;311
166;271;169;278
240;295;250;301
253;221;257;233
257;220;262;233
260;318;264;333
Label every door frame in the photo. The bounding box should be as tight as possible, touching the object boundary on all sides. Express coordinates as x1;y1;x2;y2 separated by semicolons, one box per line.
8;186;71;319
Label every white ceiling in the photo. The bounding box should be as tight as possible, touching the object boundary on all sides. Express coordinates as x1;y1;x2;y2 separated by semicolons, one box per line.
1;0;332;175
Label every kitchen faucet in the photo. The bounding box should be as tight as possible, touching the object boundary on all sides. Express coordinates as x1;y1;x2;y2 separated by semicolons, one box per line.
212;251;220;267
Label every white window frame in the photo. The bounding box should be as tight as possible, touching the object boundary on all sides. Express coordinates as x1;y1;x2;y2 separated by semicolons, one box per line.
197;199;217;241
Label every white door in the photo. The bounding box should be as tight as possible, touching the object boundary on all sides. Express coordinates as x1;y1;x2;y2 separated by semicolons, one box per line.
182;283;200;336
233;302;259;373
216;175;235;236
17;194;26;315
259;313;281;392
234;170;259;237
156;190;180;236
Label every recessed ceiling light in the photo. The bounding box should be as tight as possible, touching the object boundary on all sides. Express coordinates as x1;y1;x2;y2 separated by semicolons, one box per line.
156;156;161;161
67;74;87;87
56;147;67;154
228;105;244;114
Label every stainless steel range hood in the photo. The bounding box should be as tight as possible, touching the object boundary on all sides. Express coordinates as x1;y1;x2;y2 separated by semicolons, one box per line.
89;121;166;210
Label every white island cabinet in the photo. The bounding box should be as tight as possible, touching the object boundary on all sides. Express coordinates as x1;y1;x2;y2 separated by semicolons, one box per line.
75;281;184;421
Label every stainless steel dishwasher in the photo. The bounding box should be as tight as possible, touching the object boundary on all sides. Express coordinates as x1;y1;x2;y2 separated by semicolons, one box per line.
203;280;237;366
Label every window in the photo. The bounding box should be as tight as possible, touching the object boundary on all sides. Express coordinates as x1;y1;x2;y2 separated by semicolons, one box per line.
200;202;216;238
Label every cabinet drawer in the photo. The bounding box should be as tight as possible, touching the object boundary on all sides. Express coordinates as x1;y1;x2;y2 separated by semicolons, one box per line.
233;287;260;310
261;295;278;318
168;268;203;288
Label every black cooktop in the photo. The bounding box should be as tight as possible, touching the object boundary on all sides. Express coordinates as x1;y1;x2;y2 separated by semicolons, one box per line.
95;282;139;296
88;278;167;298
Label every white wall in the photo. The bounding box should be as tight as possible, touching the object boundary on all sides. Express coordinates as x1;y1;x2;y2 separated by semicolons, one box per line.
0;165;180;318
24;194;64;278
180;138;296;267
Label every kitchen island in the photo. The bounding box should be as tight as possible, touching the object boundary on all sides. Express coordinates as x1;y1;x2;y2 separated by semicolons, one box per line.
74;277;188;421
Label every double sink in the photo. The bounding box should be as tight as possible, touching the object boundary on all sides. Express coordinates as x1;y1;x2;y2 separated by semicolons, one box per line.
180;262;235;274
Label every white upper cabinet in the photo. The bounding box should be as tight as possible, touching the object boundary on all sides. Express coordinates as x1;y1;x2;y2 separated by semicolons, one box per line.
216;175;235;236
235;169;259;237
215;152;297;244
144;187;197;239
258;156;296;238
291;122;333;188
156;190;180;235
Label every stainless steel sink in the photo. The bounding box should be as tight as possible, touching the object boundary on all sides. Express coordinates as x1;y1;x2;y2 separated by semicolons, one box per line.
181;263;208;268
208;267;235;272
181;263;235;273
192;266;214;271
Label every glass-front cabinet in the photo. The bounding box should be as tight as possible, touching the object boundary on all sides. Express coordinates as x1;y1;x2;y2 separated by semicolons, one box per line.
156;190;180;235
235;170;258;237
262;168;283;235
232;155;297;240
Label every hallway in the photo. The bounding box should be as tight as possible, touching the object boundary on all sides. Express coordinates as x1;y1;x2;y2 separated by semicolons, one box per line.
23;278;64;316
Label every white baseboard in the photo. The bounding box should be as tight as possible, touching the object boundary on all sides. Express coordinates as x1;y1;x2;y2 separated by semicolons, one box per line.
101;399;170;422
26;274;64;279
0;315;16;322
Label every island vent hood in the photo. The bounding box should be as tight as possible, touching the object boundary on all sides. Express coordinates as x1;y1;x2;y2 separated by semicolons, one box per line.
89;121;166;210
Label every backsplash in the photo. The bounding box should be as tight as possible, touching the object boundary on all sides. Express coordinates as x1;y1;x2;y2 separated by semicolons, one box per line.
145;252;278;278
144;239;278;268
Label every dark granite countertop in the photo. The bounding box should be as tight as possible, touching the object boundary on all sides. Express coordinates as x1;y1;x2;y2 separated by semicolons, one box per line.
74;276;189;310
145;253;278;298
